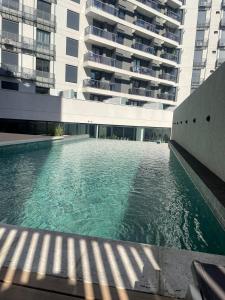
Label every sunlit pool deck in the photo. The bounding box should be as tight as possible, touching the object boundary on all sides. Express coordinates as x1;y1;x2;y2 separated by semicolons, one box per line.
0;223;225;300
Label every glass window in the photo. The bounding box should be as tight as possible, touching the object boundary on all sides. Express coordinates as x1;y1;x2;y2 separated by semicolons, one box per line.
67;10;79;30
2;50;18;65
37;0;51;14
36;58;50;73
65;65;77;83
36;86;49;94
36;29;50;47
192;69;201;82
196;30;204;41
194;50;203;62
66;37;78;57
2;0;19;10
2;19;19;34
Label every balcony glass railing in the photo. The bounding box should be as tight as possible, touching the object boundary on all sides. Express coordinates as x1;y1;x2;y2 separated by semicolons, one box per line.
83;79;121;92
197;20;210;28
84;52;122;69
159;73;177;82
218;39;225;47
86;0;121;18
129;87;155;97
1;0;19;11
163;31;180;42
137;0;160;12
131;65;156;77
132;42;155;55
195;39;208;47
158;93;176;101
193;60;206;67
160;52;178;62
134;19;159;34
85;26;124;45
165;9;181;22
198;0;211;7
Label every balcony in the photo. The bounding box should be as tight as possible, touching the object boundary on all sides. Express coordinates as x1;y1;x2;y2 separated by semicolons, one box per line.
83;79;121;92
132;42;155;55
134;19;159;34
197;20;210;29
191;78;204;87
163;31;180;42
86;0;122;18
0;0;56;30
0;31;55;58
0;63;54;85
159;73;177;82
137;0;160;12
131;65;157;77
218;39;225;48
195;39;208;48
158;92;176;101
85;26;124;45
198;0;211;8
160;52;179;62
193;60;206;68
165;9;182;22
220;19;225;28
129;87;156;97
84;52;122;69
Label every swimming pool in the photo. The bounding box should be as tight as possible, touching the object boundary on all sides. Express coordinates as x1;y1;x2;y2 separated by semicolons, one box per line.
0;139;224;255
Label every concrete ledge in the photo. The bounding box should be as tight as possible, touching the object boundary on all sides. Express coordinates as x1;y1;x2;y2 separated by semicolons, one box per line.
0;224;225;299
169;140;225;230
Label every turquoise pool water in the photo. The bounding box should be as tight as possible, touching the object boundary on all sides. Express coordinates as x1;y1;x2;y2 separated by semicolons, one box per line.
0;139;225;255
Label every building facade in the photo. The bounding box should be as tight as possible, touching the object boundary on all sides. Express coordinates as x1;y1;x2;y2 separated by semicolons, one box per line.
0;0;184;110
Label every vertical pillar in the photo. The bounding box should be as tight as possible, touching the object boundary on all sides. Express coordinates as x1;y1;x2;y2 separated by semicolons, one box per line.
95;124;99;138
136;127;144;142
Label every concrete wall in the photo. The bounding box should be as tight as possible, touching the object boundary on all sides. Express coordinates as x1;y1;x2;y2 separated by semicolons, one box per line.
171;63;225;183
0;90;173;128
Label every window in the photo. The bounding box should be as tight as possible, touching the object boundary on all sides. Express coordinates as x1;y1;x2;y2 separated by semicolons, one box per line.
36;86;49;94
36;58;50;73
194;50;203;62
36;29;50;46
192;69;201;83
37;0;51;20
1;81;19;90
2;0;19;10
67;10;79;30
65;65;77;83
2;50;18;66
66;37;78;57
196;30;204;41
2;19;19;35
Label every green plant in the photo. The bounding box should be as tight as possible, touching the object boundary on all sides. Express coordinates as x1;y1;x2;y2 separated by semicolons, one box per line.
54;124;64;136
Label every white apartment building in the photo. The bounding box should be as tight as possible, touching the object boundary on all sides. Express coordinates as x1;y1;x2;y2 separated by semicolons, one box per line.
178;0;225;100
0;0;183;110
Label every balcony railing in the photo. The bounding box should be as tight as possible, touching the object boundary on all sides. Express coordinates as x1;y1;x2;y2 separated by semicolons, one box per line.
0;0;56;29
198;0;211;8
0;63;54;84
158;93;176;101
191;78;204;87
216;58;225;67
193;60;206;68
85;26;124;45
131;65;156;77
218;39;225;48
165;9;182;22
129;87;155;97
220;19;225;27
160;52;179;62
132;42;155;55
159;73;177;82
195;39;208;48
137;0;160;12
0;31;55;57
84;52;122;69
83;79;121;92
197;20;210;29
86;0;122;18
163;31;180;42
134;19;159;34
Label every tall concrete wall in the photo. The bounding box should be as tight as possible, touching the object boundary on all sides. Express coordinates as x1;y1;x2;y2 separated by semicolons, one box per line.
0;90;172;128
172;63;225;183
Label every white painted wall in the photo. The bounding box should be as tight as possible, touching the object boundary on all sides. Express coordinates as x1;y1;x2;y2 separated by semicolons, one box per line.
0;90;173;128
172;62;225;183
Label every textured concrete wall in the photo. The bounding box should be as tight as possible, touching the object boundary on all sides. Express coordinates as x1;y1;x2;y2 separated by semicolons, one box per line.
172;63;225;183
0;90;173;128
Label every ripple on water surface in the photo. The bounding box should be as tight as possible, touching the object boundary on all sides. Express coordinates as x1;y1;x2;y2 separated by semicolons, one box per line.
0;139;225;255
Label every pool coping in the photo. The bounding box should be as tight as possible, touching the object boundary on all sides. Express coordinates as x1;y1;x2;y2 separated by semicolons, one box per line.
169;140;225;231
0;223;225;299
0;134;90;147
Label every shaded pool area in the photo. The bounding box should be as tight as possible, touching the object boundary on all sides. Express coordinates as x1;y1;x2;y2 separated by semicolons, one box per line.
0;139;224;255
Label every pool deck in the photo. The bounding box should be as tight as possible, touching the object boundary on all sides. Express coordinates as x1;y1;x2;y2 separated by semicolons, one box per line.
0;224;225;300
